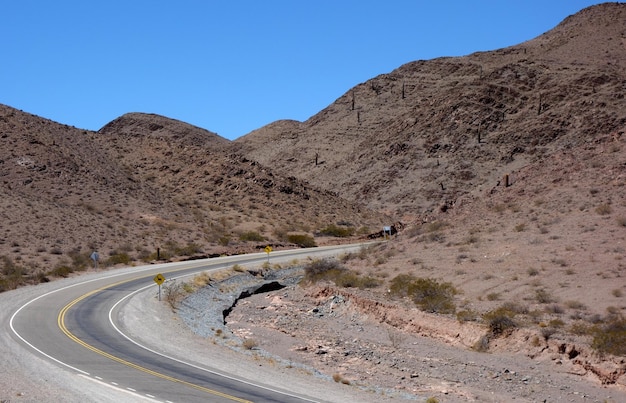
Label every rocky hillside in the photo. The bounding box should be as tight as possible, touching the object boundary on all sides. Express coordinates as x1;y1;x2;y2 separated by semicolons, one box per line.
233;3;626;220
0;107;382;290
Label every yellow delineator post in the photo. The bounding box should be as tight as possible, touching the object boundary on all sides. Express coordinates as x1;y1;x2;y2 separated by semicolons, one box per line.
154;273;165;301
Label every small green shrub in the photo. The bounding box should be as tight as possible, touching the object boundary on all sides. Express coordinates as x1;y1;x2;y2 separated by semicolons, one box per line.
106;252;132;266
49;265;74;278
389;274;457;314
176;242;202;256
301;259;380;289
287;234;317;248
319;224;355;238
591;315;626;356
239;231;265;242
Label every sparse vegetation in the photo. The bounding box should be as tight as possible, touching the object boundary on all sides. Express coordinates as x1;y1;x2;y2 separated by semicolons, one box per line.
239;231;265;242
389;274;457;314
595;203;612;215
319;224;355;238
242;338;259;350
287;233;317;248
163;281;185;310
591;315;626;356
332;373;351;385
301;258;380;289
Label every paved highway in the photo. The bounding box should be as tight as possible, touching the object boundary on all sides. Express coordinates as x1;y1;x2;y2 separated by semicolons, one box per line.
9;244;368;402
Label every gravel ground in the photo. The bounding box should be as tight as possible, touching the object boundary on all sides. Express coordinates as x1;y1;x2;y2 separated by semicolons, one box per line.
172;268;626;403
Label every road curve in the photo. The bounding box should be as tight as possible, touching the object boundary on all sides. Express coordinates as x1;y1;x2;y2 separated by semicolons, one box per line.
9;244;369;402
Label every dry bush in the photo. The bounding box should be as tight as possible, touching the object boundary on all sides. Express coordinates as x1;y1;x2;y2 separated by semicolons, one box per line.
595;203;613;215
535;288;556;304
332;373;350;385
163;281;184;310
242;338;258;350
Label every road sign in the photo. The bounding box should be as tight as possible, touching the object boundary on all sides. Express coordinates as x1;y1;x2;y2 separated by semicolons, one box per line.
153;273;165;285
264;246;272;254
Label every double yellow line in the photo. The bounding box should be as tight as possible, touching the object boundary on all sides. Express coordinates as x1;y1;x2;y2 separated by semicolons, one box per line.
58;278;252;403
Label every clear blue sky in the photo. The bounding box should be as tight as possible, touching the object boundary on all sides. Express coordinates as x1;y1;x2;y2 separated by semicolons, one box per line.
1;1;607;140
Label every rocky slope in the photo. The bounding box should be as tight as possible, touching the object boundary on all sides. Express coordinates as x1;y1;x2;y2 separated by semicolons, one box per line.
233;3;626;218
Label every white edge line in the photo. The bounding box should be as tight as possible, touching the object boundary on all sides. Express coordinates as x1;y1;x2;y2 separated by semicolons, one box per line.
76;374;163;402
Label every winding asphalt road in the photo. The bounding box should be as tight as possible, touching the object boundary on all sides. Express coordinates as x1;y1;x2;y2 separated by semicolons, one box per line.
9;244;367;402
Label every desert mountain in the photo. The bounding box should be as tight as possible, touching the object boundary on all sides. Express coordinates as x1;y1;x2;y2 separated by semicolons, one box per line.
0;106;382;290
234;3;626;220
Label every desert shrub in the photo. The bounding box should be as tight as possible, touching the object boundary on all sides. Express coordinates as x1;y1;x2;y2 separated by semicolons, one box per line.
68;251;91;271
332;373;350;385
0;256;29;291
287;234;317;248
425;398;440;403
390;274;457;313
569;321;593;336
388;273;418;298
486;292;500;301
239;231;265;242
456;309;479;322
535;288;556;304
564;300;587;310
302;259;379;289
591;315;626;356
176;242;202;256
595;203;612;215
424;221;446;232
106;252;132;266
163;281;184;310
242;338;258;350
304;258;344;279
1;255;20;276
49;264;74;278
218;235;231;246
319;224;355;238
483;305;519;336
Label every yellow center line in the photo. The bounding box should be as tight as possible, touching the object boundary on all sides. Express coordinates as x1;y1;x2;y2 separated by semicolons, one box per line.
58;275;252;403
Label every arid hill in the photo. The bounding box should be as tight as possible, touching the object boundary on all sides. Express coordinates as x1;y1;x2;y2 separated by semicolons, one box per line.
233;3;626;220
0;107;383;290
